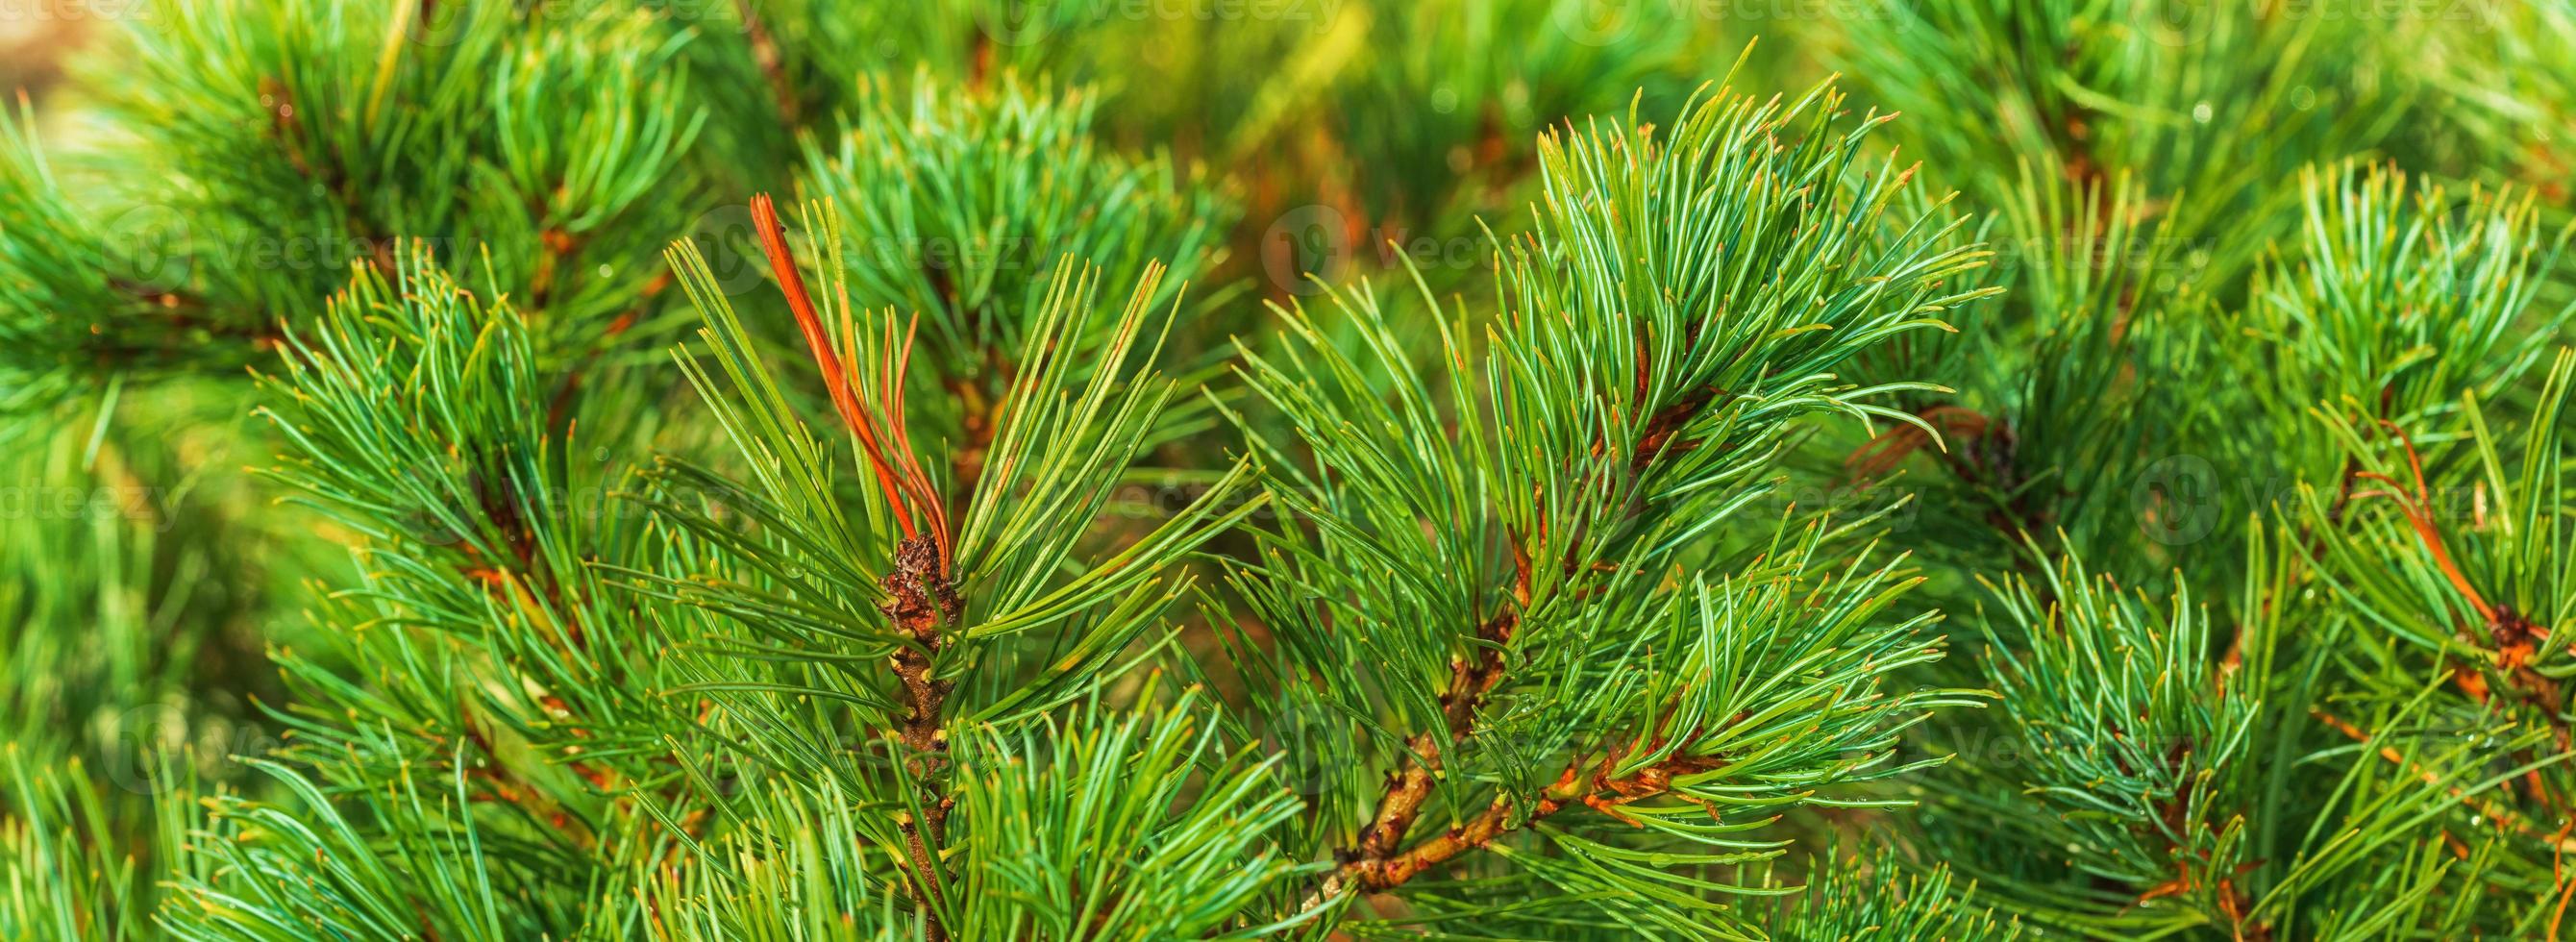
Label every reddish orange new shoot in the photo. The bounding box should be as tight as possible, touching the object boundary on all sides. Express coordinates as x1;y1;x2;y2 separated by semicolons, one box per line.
2345;418;2494;625
750;194;951;571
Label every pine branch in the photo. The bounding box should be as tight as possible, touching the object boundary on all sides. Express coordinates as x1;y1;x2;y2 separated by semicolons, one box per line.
746;192;963;934
651;190;1264;935
1230;71;1993;929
